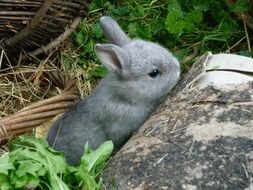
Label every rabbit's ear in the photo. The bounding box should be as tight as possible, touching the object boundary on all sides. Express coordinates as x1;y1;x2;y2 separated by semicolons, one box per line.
99;16;131;47
95;44;129;71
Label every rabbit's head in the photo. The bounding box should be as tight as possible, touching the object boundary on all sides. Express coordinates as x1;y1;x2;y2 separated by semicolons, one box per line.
94;16;180;104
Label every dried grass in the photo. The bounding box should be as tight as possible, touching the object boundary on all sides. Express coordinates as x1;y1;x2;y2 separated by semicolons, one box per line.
0;46;100;156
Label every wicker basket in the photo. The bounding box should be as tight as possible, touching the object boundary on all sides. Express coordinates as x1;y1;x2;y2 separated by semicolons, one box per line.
0;0;90;59
0;71;80;144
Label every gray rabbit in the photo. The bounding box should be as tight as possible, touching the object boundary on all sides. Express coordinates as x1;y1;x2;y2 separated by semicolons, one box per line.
47;16;180;165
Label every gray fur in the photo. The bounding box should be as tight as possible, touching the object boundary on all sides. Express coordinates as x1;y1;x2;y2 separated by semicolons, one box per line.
47;16;180;165
99;16;131;46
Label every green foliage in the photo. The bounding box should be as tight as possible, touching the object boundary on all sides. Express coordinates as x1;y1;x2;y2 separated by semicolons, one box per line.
229;0;250;12
67;0;249;74
64;141;114;189
166;0;203;34
0;135;113;190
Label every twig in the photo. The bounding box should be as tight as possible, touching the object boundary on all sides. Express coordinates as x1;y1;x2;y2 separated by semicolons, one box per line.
26;16;82;58
0;0;54;48
170;121;180;133
225;36;246;53
156;153;168;164
169;126;188;135
242;13;251;51
0;49;3;69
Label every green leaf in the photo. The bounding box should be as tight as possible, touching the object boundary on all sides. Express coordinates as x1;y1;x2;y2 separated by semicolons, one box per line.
128;23;152;40
135;24;152;39
0;174;12;190
135;5;145;17
64;141;114;190
92;23;103;38
89;0;104;11
49;172;70;190
0;153;14;175
203;33;227;42
78;172;100;190
1;135;114;189
192;0;210;11
151;17;166;35
16;160;43;177
188;9;203;24
75;31;86;46
80;141;114;172
165;11;184;34
184;9;203;32
11;172;28;188
166;5;203;34
167;0;182;12
104;2;114;10
110;6;130;17
229;0;250;12
14;136;67;173
25;176;40;189
128;23;139;37
88;65;107;78
7;136;68;189
12;173;39;189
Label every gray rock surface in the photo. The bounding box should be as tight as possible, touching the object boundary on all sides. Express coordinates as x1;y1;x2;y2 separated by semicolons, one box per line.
103;54;253;190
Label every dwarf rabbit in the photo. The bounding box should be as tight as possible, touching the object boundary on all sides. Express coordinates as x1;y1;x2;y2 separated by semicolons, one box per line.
47;16;180;165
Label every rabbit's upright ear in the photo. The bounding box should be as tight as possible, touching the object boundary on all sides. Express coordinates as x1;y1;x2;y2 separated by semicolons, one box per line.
95;44;129;71
99;16;131;47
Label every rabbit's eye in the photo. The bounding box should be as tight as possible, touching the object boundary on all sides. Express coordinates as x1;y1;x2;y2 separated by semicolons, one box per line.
148;69;160;78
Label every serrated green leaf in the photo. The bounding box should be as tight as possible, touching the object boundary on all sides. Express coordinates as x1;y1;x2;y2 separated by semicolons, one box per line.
165;11;184;34
184;9;203;32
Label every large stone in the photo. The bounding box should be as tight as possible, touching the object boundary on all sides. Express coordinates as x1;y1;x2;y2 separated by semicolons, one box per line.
103;53;253;190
